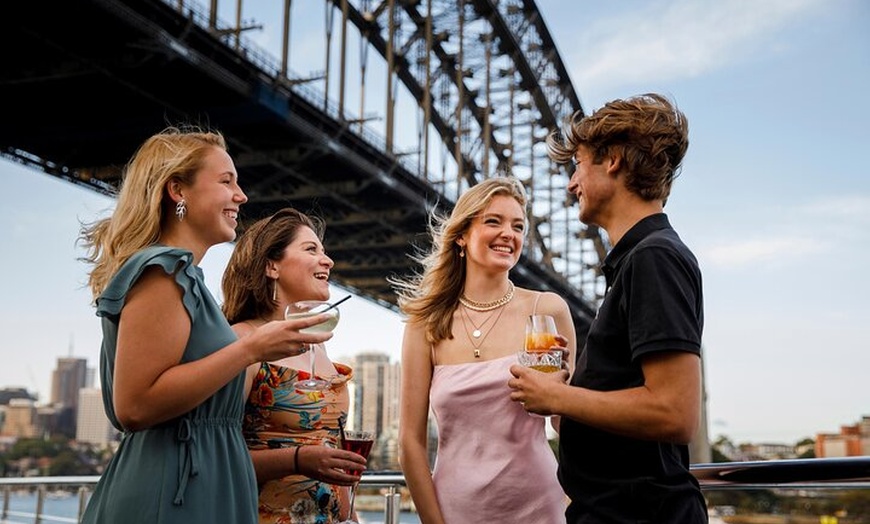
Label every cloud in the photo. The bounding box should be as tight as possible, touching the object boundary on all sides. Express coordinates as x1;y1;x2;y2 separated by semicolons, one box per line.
567;0;825;94
701;193;870;269
799;195;870;224
703;236;821;268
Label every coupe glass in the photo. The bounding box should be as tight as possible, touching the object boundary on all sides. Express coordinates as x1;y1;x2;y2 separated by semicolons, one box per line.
285;300;340;391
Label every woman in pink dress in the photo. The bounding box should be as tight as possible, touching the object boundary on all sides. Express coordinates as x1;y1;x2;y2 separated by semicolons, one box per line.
392;177;577;523
222;208;368;523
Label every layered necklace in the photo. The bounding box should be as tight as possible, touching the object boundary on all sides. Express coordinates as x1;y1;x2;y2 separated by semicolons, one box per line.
459;280;515;312
459;280;515;358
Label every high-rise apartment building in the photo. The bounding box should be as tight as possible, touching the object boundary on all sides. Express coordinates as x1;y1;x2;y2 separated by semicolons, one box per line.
348;352;401;469
76;388;117;447
350;352;399;435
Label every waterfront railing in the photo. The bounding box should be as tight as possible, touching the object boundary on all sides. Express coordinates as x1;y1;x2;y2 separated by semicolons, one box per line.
2;458;870;523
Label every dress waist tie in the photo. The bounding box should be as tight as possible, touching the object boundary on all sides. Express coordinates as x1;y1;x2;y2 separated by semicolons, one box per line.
173;417;200;505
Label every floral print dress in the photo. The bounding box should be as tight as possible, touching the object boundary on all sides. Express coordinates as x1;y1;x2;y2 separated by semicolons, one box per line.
243;351;353;524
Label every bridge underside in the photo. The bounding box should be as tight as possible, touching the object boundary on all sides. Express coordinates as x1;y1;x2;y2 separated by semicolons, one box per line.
2;0;596;333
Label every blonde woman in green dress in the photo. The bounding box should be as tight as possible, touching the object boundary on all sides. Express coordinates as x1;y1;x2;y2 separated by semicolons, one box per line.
79;127;332;523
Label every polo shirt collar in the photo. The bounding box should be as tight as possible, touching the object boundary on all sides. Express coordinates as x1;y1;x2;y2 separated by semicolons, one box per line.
601;213;671;283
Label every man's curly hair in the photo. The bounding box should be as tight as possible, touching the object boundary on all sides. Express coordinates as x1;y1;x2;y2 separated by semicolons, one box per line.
547;93;689;202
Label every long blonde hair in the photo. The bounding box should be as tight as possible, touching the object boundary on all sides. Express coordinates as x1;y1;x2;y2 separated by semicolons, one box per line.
79;126;227;301
391;177;528;343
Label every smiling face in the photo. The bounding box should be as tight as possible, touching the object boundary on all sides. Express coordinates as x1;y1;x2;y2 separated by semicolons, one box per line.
459;194;525;275
268;225;334;303
180;146;247;246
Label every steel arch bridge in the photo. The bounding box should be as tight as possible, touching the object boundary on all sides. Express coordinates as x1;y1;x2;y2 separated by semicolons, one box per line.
1;0;608;334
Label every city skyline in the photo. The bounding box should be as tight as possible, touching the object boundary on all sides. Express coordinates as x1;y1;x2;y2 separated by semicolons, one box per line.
1;350;406;468
3;353;867;450
1;0;869;444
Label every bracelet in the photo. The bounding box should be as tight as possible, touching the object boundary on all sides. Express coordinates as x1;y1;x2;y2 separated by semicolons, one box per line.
294;445;302;473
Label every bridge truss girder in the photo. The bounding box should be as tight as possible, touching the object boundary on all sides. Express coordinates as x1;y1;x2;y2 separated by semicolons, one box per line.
1;0;606;331
317;0;607;307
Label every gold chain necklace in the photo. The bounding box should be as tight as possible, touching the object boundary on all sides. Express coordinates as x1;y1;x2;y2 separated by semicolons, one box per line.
463;307;500;339
460;303;509;358
459;280;515;312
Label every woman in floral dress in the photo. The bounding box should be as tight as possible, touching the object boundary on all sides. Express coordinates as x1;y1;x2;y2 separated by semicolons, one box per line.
222;208;367;523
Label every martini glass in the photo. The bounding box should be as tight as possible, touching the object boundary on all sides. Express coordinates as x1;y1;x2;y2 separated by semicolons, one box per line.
285;300;340;391
337;430;375;524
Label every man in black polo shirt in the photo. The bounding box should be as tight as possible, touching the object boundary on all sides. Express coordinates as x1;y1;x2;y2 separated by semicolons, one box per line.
508;93;707;523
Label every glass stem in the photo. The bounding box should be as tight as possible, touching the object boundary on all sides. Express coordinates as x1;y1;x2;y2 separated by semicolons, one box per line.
309;346;317;382
347;482;358;521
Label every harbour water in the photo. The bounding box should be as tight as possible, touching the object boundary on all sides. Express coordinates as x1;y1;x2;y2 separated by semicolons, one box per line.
2;492;421;523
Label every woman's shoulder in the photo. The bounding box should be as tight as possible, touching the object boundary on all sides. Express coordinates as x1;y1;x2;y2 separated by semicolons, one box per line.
119;245;196;279
97;245;200;317
515;286;569;314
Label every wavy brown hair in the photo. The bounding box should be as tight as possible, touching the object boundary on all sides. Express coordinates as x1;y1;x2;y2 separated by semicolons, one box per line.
547;93;689;202
79;126;227;301
221;207;324;325
390;177;528;344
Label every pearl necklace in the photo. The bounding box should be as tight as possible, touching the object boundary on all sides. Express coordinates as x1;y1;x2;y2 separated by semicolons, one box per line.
459;281;515;312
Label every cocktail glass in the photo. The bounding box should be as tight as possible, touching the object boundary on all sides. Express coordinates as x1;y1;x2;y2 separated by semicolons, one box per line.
337;430;375;524
285;300;340;391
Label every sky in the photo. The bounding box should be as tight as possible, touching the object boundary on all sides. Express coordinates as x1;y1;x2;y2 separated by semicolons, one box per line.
1;0;868;445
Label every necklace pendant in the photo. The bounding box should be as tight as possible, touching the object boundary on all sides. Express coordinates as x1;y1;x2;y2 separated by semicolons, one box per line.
474;349;480;358
472;329;482;338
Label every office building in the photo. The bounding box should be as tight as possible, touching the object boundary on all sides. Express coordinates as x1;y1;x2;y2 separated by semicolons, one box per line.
50;357;90;438
1;398;37;438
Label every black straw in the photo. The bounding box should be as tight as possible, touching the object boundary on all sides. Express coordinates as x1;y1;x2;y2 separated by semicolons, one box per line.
338;416;347;446
324;294;352;312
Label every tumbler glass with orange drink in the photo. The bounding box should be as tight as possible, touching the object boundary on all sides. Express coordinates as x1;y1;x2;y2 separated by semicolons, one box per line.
520;314;562;372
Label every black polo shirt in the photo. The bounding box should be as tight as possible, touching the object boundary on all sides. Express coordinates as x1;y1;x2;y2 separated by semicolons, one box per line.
558;213;707;523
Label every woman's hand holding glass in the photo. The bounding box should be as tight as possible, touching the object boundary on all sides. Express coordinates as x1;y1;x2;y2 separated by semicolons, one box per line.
297;444;368;486
245;312;334;364
286;300;341;391
337;430;376;524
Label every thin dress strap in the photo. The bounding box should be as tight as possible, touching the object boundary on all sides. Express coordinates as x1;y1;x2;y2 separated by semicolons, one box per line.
532;292;542;314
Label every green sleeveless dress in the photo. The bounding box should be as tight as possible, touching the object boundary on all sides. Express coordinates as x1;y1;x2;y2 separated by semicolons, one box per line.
82;246;257;523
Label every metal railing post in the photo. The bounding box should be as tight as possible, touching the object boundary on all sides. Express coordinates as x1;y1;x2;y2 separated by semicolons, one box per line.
78;486;89;522
34;485;45;524
383;485;402;524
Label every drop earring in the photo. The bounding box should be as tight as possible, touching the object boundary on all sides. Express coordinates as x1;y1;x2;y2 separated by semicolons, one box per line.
175;199;187;222
272;278;278;301
459;245;465;258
